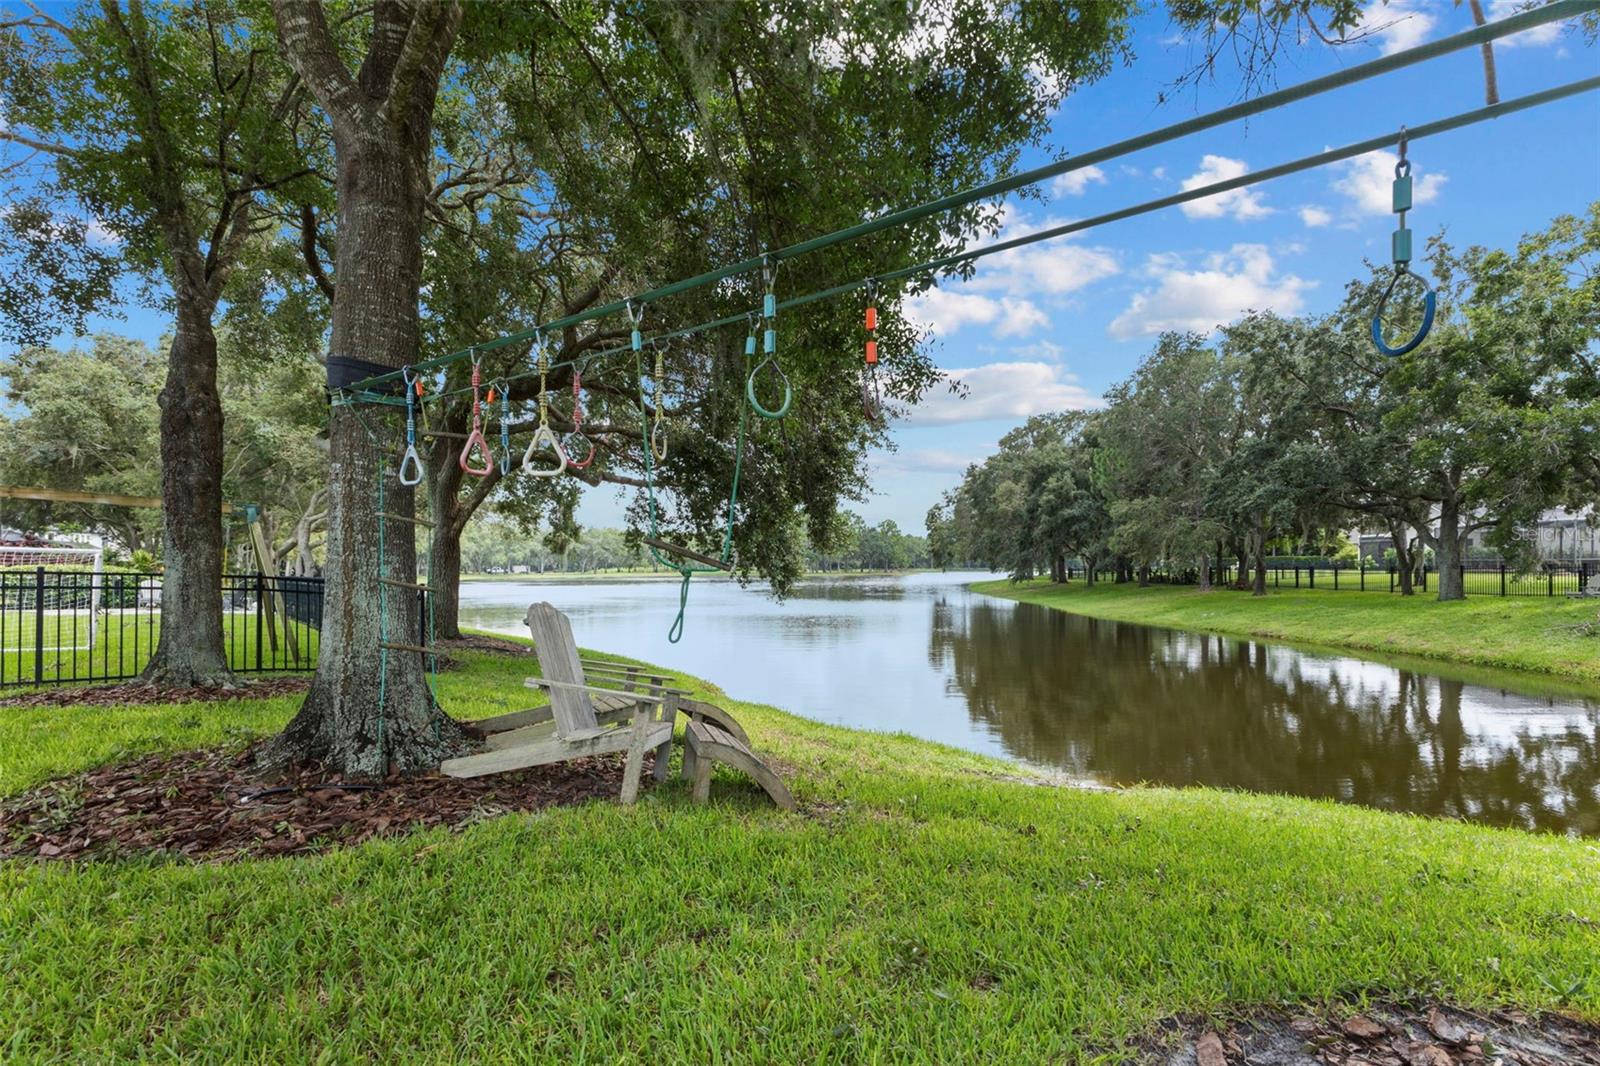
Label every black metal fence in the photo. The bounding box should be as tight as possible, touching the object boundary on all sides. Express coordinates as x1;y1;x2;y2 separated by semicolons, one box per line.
1066;559;1597;597
0;570;328;689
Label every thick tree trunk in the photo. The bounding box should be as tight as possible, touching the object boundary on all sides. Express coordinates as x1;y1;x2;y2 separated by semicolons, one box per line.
264;124;465;776
1249;529;1267;597
1433;495;1466;602
1197;554;1211;592
430;517;464;641
141;300;234;687
1390;525;1415;596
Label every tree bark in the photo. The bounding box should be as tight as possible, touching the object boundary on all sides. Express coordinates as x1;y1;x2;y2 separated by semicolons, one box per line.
1389;523;1415;596
264;0;467;775
1432;495;1466;602
141;300;234;686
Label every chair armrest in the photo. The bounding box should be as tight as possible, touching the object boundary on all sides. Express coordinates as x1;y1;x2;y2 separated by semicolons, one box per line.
524;677;663;704
581;665;693;696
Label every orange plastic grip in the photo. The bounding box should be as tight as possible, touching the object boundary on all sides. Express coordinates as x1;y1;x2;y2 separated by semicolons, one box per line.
865;339;878;365
865;306;877;331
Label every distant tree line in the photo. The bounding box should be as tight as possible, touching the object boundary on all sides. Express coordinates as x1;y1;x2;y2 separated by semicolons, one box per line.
461;511;931;575
926;210;1600;601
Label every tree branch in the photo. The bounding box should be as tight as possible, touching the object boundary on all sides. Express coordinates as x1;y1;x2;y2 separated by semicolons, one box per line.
378;0;462;127
298;203;335;299
270;0;366;128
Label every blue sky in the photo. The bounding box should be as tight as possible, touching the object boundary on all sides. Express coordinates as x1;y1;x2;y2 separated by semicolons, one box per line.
11;1;1597;537
854;0;1600;534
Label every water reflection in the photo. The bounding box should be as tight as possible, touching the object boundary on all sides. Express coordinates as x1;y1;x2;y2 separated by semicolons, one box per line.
459;572;1600;836
932;600;1600;836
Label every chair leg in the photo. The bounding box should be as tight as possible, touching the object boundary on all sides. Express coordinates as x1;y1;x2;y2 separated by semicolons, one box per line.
691;750;712;804
681;736;697;782
619;706;650;805
651;696;678;783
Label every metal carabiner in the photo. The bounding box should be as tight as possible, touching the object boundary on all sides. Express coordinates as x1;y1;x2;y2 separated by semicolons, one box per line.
398;365;425;486
492;379;514;476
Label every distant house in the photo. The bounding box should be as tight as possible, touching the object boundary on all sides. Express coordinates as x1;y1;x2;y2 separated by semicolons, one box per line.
1356;506;1598;564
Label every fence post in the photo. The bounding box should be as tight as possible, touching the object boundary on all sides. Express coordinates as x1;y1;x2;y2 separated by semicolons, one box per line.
1459;564;1465;595
33;566;45;685
1309;566;1315;589
254;572;265;672
1333;566;1338;590
1501;563;1506;597
1549;568;1555;598
1389;565;1395;593
1294;566;1300;589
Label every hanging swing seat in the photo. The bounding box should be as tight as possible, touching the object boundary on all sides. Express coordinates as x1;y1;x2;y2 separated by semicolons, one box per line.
439;603;674;803
642;536;733;572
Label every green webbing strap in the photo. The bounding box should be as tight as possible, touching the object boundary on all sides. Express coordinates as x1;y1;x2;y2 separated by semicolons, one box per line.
331;1;1594;398
637;337;749;643
363;73;1600;414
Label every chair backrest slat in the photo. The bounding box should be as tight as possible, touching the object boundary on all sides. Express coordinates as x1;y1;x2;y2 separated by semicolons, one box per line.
526;602;596;736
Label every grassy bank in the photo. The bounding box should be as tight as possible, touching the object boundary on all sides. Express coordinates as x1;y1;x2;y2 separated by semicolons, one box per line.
3;644;1598;1062
974;578;1600;688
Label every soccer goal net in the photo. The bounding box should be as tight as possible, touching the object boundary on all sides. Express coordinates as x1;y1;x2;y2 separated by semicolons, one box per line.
0;546;104;652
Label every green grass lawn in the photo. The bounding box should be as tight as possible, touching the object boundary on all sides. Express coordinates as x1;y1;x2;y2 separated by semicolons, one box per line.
0;611;317;686
2;641;1598;1062
974;578;1600;688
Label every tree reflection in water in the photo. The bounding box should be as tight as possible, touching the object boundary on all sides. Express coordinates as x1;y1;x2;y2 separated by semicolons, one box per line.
931;599;1600;836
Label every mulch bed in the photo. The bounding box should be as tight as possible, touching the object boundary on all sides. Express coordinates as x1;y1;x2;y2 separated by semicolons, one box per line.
1140;1002;1600;1065
1;743;649;863
0;676;313;709
434;634;531;656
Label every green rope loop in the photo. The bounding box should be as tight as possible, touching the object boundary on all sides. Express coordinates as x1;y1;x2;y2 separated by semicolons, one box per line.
636;335;750;642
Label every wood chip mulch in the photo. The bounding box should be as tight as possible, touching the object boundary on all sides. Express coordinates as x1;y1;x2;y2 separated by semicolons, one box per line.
0;676;313;709
1137;1002;1600;1065
434;634;531;656
1;744;647;863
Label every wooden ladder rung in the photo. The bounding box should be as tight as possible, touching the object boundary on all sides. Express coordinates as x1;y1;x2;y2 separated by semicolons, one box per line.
378;577;428;590
380;641;438;655
378;511;435;528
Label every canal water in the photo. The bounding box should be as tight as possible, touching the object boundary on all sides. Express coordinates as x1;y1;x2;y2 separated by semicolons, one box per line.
460;570;1600;836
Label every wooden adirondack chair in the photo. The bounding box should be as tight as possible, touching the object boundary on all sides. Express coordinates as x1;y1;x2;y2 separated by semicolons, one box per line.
578;656;795;811
439;603;675;804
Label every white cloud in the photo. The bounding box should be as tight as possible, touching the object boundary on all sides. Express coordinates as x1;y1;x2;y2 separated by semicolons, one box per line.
904;361;1101;426
84;217;122;246
873;448;983;475
902;290;1048;338
1333;149;1446;215
901;206;1121;338
1299;205;1333;228
1108;244;1315;340
1051;165;1106;197
1009;339;1066;363
1487;0;1565;46
1351;0;1436;55
1179;155;1274;221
